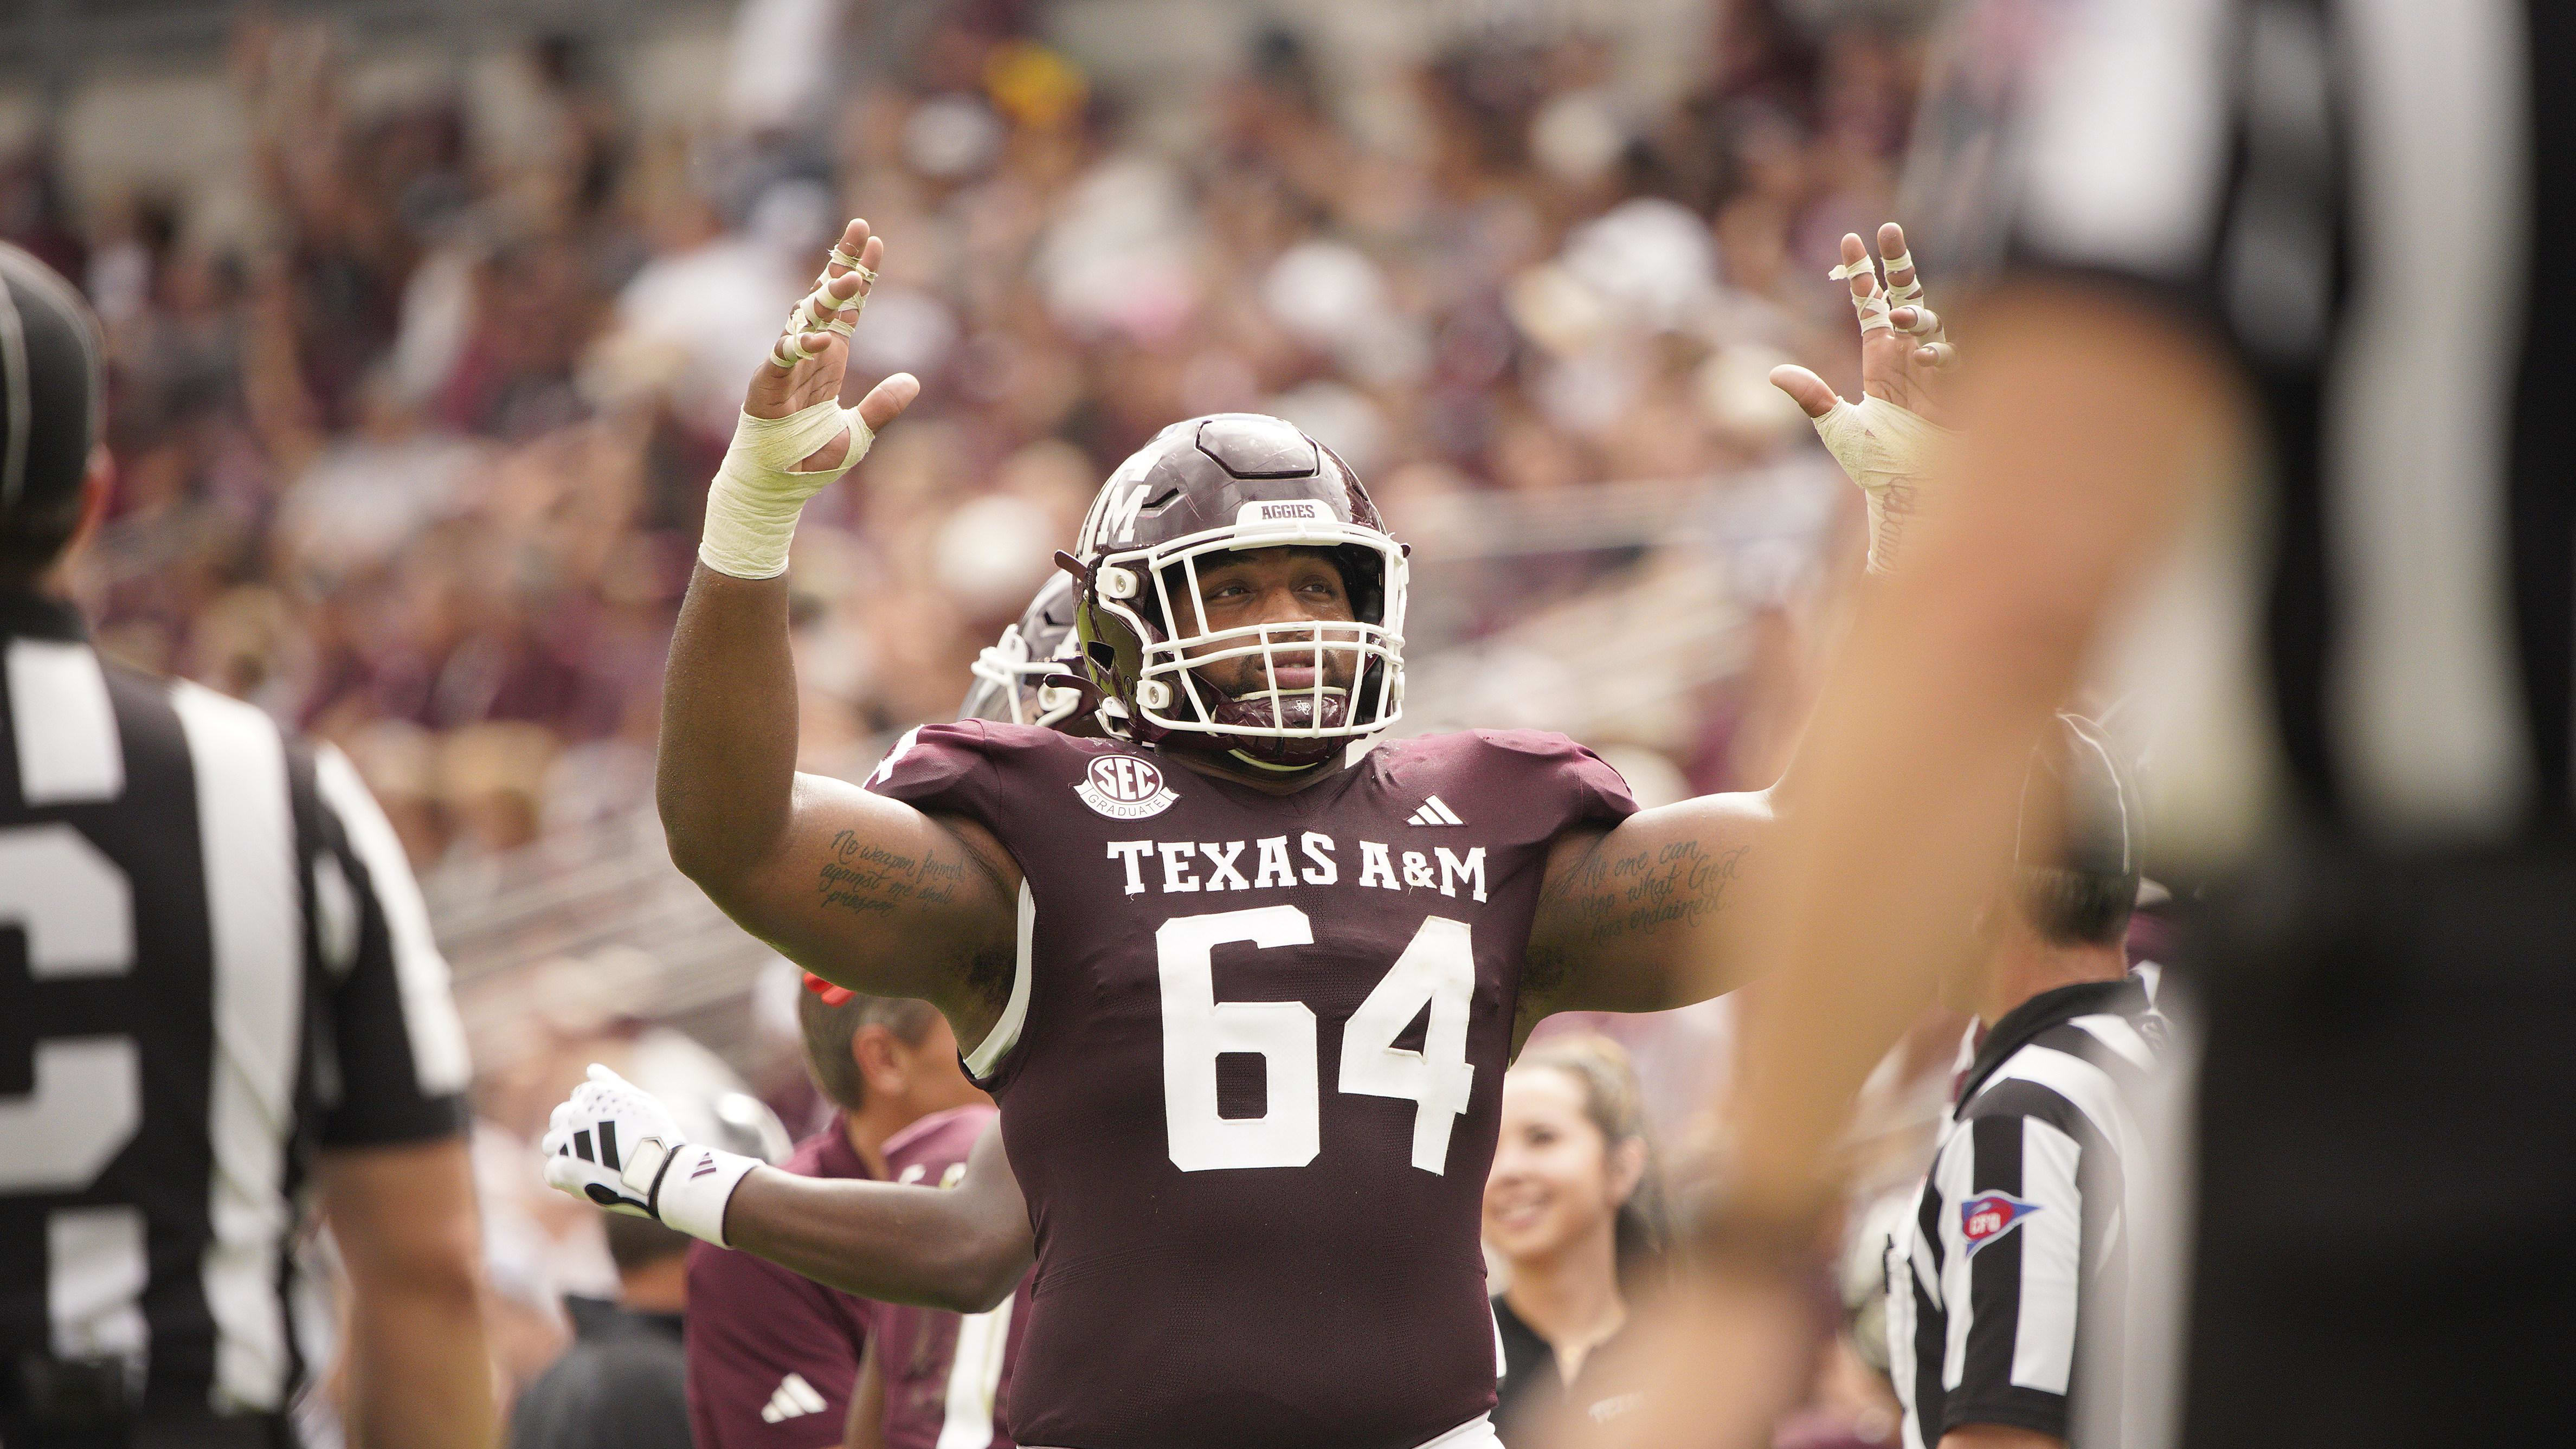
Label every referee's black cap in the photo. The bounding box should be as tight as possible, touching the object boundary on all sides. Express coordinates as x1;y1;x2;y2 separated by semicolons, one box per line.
2014;712;2142;943
0;241;107;574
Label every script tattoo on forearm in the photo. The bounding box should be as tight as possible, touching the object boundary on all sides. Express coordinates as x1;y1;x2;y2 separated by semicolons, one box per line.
817;830;968;916
1551;838;1750;952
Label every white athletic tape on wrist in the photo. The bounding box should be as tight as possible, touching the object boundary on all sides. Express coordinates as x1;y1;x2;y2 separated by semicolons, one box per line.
620;1139;758;1246
699;401;876;579
1813;395;1958;575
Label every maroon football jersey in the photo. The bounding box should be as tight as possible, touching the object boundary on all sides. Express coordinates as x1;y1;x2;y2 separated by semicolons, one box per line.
871;1106;1031;1449
687;1120;877;1449
865;722;1635;1449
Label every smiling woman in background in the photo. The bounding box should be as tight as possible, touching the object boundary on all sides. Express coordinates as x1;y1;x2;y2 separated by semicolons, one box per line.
1484;1035;1670;1443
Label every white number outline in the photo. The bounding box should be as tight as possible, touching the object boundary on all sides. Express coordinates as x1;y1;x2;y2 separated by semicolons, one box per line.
1338;916;1477;1173
1158;907;1320;1171
1157;906;1476;1175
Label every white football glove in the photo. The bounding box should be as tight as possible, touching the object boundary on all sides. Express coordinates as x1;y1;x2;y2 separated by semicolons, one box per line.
540;1064;761;1247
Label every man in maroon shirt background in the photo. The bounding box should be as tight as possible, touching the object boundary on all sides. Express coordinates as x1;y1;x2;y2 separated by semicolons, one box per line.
846;1105;1032;1449
687;985;989;1449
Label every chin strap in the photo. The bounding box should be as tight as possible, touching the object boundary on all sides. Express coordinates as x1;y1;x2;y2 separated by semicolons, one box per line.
1227;749;1328;774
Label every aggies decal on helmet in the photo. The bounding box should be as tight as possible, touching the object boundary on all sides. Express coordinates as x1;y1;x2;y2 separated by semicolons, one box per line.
1068;413;1407;770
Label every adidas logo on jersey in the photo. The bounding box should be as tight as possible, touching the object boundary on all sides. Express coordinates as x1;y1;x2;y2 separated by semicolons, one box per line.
1406;796;1466;827
760;1373;829;1424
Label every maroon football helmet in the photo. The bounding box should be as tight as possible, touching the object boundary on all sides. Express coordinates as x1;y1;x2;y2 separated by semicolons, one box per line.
1068;414;1407;769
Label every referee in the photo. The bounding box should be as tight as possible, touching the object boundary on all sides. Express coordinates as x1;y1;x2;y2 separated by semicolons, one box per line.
1650;3;2576;1448
0;243;495;1447
1884;715;2165;1449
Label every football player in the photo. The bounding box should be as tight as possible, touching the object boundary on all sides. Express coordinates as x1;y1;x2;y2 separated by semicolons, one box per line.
547;217;1939;1449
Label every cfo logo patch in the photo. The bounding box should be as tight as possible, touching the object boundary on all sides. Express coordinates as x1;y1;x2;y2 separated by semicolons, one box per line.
1078;755;1178;820
1960;1191;2042;1257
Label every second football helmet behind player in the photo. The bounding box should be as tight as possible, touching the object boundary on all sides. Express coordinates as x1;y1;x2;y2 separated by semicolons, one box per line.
1068;413;1406;769
959;570;1097;731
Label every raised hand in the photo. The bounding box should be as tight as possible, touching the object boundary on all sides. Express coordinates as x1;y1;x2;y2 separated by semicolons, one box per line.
538;1062;765;1245
699;218;924;581
745;217;922;474
1769;222;1959;574
1770;223;1954;427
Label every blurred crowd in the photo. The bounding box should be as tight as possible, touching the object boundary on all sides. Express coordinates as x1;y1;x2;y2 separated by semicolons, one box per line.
8;0;1928;875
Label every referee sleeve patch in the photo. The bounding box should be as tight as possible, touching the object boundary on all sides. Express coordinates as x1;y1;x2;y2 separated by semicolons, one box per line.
1959;1191;2043;1258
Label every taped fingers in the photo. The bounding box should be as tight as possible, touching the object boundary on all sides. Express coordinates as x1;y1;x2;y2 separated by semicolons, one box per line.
1876;220;1924;305
1881;248;1924;310
769;331;829;370
768;253;875;370
1827;256;1896;333
788;272;866;338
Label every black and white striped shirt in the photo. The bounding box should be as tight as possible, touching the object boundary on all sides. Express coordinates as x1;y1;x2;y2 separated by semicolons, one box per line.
1914;0;2573;860
1886;973;2166;1449
0;590;469;1421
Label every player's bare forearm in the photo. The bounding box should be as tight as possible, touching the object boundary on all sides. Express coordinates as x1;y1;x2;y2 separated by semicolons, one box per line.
660;563;801;878
1519;789;1777;1033
1728;285;2239;1217
722;1127;1032;1312
659;565;1019;1023
317;1139;497;1449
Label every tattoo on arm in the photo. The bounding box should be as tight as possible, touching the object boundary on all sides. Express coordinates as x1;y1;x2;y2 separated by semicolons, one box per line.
816;830;969;916
1532;837;1749;994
